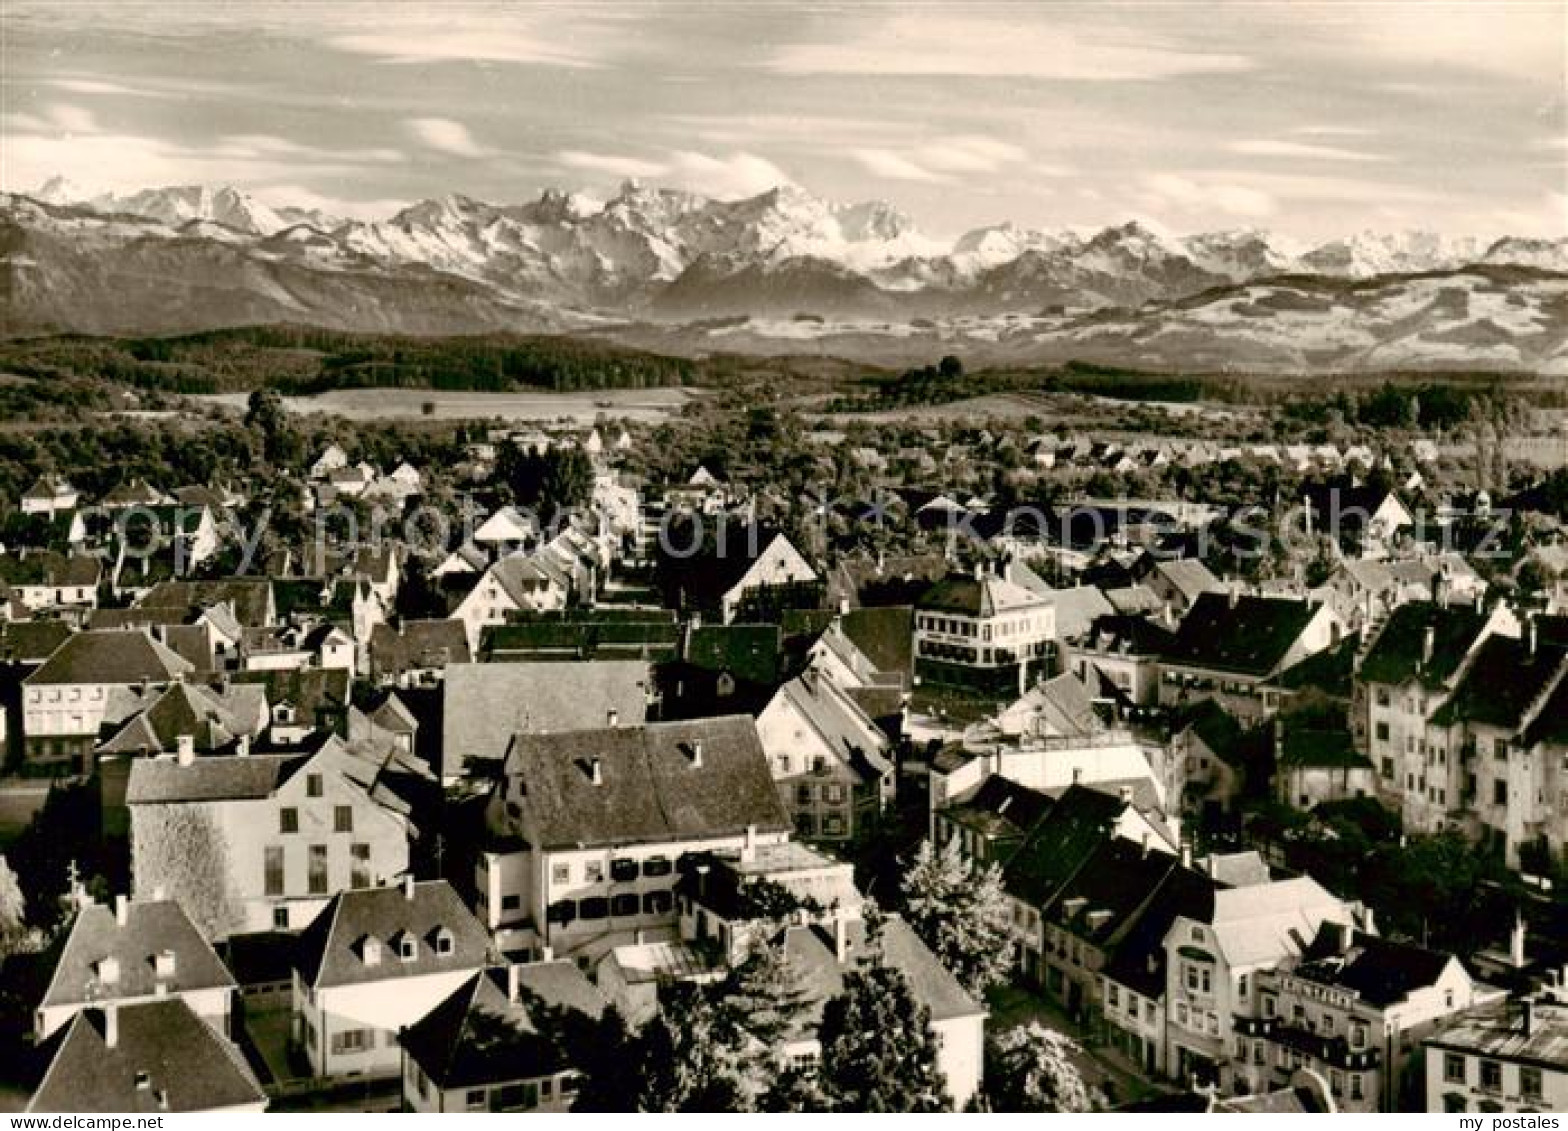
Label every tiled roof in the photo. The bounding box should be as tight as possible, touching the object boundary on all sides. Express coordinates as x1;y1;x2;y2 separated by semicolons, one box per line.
126;754;299;804
1426;996;1568;1066
28;999;265;1113
1164;594;1323;677
400;963;606;1089
840;605;914;680
686;624;783;686
294;880;490;990
1295;927;1455;1008
1431;634;1568;730
941;775;1054;841
368;620;472;679
442;661;652;778
1101;866;1216;1000
1358;601;1487;689
491;715;789;851
778;914;982;1027
24;629;193;687
0;620;73;663
139;580;274;628
1002;784;1127;907
916;572;1048;618
772;672;893;786
39;899;236;1011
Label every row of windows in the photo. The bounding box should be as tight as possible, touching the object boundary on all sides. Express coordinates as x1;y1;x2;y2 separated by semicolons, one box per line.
549;855;673;887
264;842;371;896
1443;1053;1543;1099
279;805;356;834
547;890;673;923
26;686;104;705
795;810;847;838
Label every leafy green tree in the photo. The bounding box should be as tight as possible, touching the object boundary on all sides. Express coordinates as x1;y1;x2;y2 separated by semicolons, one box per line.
716;939;815;1094
900;837;1015;997
0;856;24;940
983;1023;1094;1112
244;388;299;466
816;954;951;1111
632;982;748;1112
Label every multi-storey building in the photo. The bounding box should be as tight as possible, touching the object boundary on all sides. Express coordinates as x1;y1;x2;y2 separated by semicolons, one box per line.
913;567;1057;695
1425;995;1568;1113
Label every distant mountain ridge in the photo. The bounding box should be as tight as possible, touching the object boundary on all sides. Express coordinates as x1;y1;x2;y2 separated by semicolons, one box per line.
5;178;1566;373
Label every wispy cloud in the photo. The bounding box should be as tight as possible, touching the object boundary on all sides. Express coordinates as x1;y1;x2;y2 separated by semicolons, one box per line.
854;149;950;184
1140;173;1277;220
329;20;611;68
556;150;668;180
852;136;1030;184
407;117;489;159
770;11;1252;80
1230;139;1386;163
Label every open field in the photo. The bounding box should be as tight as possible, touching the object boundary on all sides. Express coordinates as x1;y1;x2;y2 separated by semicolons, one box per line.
192;386;703;423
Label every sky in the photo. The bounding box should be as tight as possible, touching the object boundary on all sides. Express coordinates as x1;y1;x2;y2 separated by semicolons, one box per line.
2;1;1565;243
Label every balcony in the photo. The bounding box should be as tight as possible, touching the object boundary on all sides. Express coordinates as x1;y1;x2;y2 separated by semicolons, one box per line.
1233;1017;1380;1072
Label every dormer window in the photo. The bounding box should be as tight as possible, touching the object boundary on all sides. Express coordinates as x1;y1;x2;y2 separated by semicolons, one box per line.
433;928;454;957
362;936;382;966
153;950;177;979
398;934;418;962
96;957;121;986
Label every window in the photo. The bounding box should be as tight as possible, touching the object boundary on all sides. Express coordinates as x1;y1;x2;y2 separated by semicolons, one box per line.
1494;737;1508;761
1521;1067;1543;1100
466;1090;486;1111
350;843;371;888
280;807;299;834
434;929;454;956
308;844;329;894
1349;1074;1363;1101
1375;722;1390;742
1444;1054;1465;1084
331;1028;370;1054
1479;1060;1502;1093
334;806;353;833
1494;780;1508;806
610;858;639;883
584;861;605;884
264;846;285;896
399;935;418;960
307;773;323;798
273;906;290;930
502;894;521;911
552;862;571;886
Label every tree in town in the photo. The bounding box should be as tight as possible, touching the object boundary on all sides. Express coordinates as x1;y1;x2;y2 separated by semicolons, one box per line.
982;1023;1095;1112
815;952;951;1111
566;1006;641;1112
0;856;24;941
631;981;748;1111
899;836;1015;997
244;388;299;467
716;938;816;1094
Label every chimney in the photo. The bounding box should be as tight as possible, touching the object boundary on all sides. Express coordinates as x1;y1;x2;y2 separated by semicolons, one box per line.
103;1003;118;1049
1522;997;1536;1037
1422;625;1435;668
1228;584;1239;609
115;894;129;927
176;734;195;766
235;734;250;758
507;962;521;1004
833;910;850;963
1071;767;1082;785
1180;843;1193;870
590;757;603;785
1118;784;1133;804
1510;913;1527;968
742;824;757;864
403;873;416;901
607;708;619;729
690;740;703;769
1527;616;1538;658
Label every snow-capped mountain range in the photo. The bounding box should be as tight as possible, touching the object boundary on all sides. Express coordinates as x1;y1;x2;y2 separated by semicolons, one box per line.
6;178;1567;373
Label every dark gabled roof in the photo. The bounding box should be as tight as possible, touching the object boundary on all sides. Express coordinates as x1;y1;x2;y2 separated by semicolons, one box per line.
915;572;1048;617
685;623;782;686
1272;632;1359;698
400;964;605;1089
481;618;680;662
1358;601;1487;689
294;880;490;990
28;999;265;1113
232;667;351;724
1280;728;1370;770
942;775;1055;841
1082;613;1178;656
1178;698;1249;768
492;715;789;851
0;620;73;663
1299;478;1403;528
1163;593;1322;677
1526;673;1568;747
1001;784;1127;907
1295;927;1454;1008
656;521;804;608
840;605;914;679
0;551;100;589
368;620;472;678
1043;838;1180;956
1101;865;1217;1000
39;900;236;1011
1432;635;1568;730
139;580;274;628
24;629;194;686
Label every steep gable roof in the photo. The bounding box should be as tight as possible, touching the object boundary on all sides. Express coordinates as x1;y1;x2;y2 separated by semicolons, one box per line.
1164;593;1323;677
28;999;265;1113
25;629;193;686
294;880;490;990
400;963;606;1089
368;619;472;679
492;715;789;851
39;900;236;1012
1358;600;1487;689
